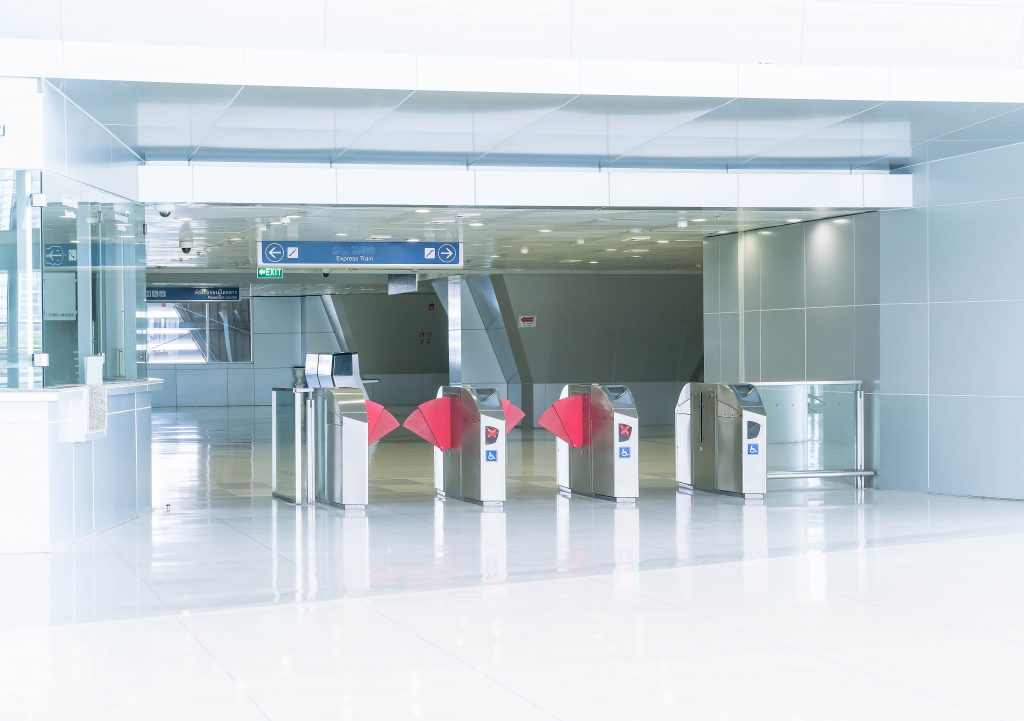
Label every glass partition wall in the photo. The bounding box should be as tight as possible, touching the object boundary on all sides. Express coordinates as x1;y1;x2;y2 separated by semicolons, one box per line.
0;169;146;389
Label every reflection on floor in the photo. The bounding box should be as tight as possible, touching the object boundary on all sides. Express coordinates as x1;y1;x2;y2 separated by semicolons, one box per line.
3;406;1024;720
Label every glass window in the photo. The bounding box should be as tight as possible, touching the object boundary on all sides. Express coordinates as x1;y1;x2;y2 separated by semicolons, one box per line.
39;173;147;386
0;169;43;389
146;299;252;364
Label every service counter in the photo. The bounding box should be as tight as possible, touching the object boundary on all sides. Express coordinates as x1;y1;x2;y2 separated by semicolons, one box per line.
0;379;160;553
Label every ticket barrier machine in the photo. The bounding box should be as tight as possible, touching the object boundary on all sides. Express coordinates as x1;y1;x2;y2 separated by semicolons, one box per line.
305;351;365;391
538;384;640;503
404;386;525;506
273;353;398;507
675;383;767;499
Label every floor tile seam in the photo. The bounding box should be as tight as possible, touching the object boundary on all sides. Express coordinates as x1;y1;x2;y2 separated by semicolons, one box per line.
359;601;567;721
762;543;1024;599
210;514;347;592
583;572;1006;720
97;534;274;720
793;581;1024;654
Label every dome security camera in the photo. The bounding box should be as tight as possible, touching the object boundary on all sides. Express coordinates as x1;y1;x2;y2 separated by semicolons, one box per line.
156;203;175;218
322;269;331;278
179;238;193;254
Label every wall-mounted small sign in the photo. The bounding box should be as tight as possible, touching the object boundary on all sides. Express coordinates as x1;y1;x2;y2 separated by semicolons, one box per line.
518;315;537;328
146;286;240;302
257;267;284;279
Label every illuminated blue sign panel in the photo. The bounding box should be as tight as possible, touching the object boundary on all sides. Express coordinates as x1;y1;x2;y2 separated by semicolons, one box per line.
258;241;462;269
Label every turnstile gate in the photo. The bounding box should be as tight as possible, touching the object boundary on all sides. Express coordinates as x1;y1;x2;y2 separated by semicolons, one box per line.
541;383;640;503
404;386;525;507
676;382;767;498
314;387;370;510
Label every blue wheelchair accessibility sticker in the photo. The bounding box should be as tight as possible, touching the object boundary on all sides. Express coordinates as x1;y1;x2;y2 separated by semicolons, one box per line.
485;450;498;462
747;443;759;456
618;447;631;459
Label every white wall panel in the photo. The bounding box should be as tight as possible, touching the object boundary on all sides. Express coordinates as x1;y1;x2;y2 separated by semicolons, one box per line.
580;60;737;98
138;164;192;203
608;172;738;207
864;174;914;209
192;165;336;205
243;50;416;90
889;67;1024;103
0;78;44;169
140;163;911;208
62;41;245;85
737;173;865;208
416;55;579;94
174;367;229;406
336;167;475;206
738;64;889;102
0;38;62;76
474;169;609;207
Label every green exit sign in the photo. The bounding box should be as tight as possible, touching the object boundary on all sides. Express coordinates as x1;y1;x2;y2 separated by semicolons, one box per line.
258;267;284;279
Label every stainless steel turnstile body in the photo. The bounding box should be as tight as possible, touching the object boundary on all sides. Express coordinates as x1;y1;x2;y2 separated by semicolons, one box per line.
555;383;639;503
271;387;315;504
434;385;507;506
313;387;369;510
676;383;767;498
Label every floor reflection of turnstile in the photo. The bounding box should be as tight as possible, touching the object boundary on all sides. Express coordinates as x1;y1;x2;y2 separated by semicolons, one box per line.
435;386;507;507
544;383;639;503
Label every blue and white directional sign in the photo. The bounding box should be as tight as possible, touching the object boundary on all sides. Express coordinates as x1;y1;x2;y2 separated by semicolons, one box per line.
257;240;463;269
146;286;241;302
43;244;77;268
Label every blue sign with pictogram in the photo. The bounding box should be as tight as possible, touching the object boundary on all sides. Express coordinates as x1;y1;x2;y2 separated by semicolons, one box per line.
485;450;498;462
618;447;631;459
747;443;759;456
258;240;462;269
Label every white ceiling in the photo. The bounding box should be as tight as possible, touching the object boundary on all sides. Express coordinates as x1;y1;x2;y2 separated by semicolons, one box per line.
145;204;865;275
54;80;1024;171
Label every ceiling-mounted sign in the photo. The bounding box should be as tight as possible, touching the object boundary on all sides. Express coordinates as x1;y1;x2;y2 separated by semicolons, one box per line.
257;267;284;279
387;273;418;295
518;315;537;328
146;286;240;302
257;240;462;269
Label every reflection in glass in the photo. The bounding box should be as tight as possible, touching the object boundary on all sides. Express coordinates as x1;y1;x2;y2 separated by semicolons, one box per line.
146;300;252;363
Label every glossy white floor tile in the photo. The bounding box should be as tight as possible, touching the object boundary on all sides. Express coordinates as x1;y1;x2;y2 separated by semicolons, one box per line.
4;406;1024;719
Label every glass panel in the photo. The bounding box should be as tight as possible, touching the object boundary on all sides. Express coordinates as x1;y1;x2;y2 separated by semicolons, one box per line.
146;299;252;364
0;169;42;389
273;389;299;502
39;173;146;386
756;382;860;474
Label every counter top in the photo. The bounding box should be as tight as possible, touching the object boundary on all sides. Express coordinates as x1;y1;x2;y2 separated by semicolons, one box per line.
0;378;162;402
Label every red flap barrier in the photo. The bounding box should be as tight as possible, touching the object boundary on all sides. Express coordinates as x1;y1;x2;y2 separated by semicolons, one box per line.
365;400;399;446
537;395;589;448
403;397;457;450
501;398;526;433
